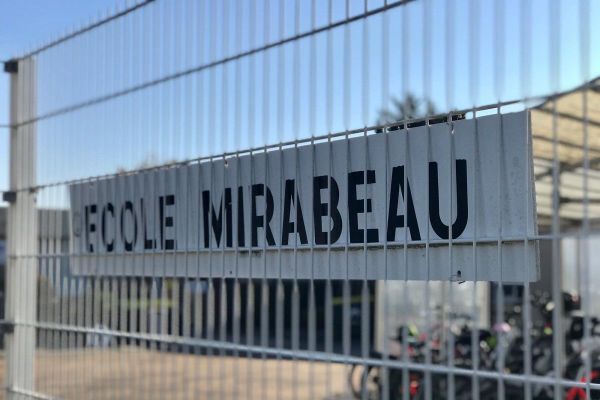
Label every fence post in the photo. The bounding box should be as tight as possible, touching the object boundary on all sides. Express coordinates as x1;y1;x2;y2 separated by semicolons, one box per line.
4;57;37;400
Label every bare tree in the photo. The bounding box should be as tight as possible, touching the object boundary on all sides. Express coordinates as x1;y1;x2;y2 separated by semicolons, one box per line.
378;93;437;126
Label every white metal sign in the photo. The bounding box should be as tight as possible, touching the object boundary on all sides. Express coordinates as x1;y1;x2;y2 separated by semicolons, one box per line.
70;111;538;281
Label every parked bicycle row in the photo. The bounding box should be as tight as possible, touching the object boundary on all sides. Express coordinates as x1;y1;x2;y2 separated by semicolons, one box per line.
349;291;600;400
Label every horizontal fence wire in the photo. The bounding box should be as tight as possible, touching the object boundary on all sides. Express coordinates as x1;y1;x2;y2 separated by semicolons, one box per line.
3;319;600;393
8;99;522;192
7;0;418;130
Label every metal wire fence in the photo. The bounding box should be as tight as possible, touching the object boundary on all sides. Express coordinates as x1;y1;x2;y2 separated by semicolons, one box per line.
2;0;600;399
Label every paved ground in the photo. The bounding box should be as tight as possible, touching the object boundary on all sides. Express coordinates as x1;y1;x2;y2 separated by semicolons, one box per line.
0;347;355;399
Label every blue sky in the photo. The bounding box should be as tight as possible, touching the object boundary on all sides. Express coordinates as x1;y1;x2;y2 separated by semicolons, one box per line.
1;0;600;198
1;0;123;194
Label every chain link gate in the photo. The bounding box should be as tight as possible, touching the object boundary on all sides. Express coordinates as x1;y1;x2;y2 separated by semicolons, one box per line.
2;0;600;399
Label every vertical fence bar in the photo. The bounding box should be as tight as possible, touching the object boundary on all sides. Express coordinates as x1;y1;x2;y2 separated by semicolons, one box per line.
4;56;38;400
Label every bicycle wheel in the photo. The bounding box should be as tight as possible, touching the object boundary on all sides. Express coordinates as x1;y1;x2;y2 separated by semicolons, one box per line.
348;364;379;399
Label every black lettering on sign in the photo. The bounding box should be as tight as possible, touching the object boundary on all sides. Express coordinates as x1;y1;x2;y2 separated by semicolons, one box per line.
313;176;342;245
101;203;115;252
281;179;308;245
251;184;275;247
159;195;176;250
203;189;234;248
79;155;474;254
348;170;379;243
140;198;156;250
85;204;97;253
203;190;222;248
387;166;421;241
428;160;468;239
120;201;137;251
237;186;245;247
225;188;233;247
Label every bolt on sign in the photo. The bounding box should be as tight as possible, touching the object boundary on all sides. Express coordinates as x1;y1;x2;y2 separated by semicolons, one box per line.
70;111;538;282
